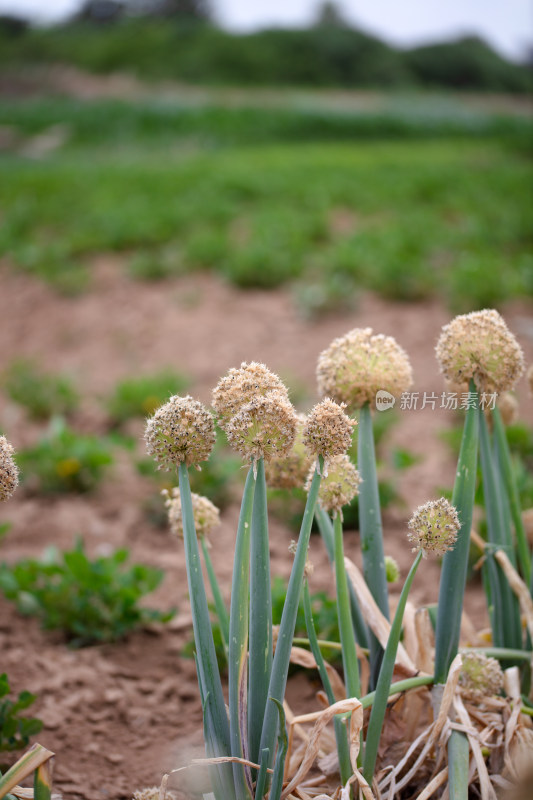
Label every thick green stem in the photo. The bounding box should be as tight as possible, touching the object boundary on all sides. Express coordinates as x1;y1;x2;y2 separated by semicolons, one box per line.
228;464;256;799
448;730;469;800
315;506;369;650
492;407;531;585
178;463;234;797
360;674;434;710
333;512;361;700
357;403;389;685
201;536;229;663
303;580;352;785
363;549;423;785
434;387;479;684
248;458;272;766
478;407;522;654
258;460;322;772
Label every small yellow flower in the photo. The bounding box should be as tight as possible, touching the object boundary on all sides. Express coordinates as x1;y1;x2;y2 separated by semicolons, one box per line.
145;395;215;470
0;436;19;502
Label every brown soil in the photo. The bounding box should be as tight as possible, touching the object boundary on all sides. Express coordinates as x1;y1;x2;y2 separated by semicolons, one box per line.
0;261;532;799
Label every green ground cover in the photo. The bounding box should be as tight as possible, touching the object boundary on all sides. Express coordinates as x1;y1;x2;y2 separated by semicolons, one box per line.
1;98;531;309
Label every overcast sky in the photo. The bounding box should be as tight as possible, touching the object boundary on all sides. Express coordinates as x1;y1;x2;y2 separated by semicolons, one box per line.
1;0;531;60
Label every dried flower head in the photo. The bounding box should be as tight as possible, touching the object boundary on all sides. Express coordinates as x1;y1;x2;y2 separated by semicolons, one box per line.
144;395;215;470
163;488;220;539
212;362;289;430
0;436;18;502
385;555;400;583
435;309;525;395
303;398;355;464
132;789;160;800
264;413;314;489
459;652;504;701
225;390;297;464
407;497;460;557
317;327;413;410
497;392;519;427
307;454;361;515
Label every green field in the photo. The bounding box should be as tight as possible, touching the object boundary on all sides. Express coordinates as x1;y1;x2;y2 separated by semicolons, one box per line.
1;97;532;310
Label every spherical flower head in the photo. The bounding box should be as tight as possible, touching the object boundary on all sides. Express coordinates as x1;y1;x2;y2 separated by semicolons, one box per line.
385;555;400;583
144;395;215;470
303;398;355;464
459;652;503;701
264;413;314;489
163;488;220;539
307;453;361;515
0;436;18;503
317;327;413;411
225;390;297;464
407;497;460;557
435;309;525;395
132;789;160;800
212;362;289;430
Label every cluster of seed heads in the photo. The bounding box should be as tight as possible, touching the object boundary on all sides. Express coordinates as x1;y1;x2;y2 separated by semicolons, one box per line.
144;395;215;470
0;436;18;503
264;413;314;489
459;652;504;701
212;361;289;430
308;453;361;515
407;497;460;557
212;363;298;465
435;309;525;395
303;398;355;466
317;327;413;410
163;488;220;539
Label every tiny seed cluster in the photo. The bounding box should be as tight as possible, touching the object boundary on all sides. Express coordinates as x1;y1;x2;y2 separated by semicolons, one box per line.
435;309;525;395
459;652;504;701
144;395;215;470
385;555;400;583
212;361;289;430
225;390;297;463
303;398;355;463
265;413;314;489
0;436;18;503
132;789;160;800
407;497;460;557
317;327;413;410
163;488;220;539
308;453;361;514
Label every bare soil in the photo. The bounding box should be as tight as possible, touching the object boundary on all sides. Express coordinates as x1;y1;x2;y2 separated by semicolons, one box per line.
1;261;532;799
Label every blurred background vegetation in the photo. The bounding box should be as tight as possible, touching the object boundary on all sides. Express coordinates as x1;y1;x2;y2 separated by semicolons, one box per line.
1;0;531;92
0;0;531;309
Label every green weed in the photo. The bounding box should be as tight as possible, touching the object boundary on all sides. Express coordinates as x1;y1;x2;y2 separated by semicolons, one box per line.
17;419;113;494
0;540;174;646
3;360;79;421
